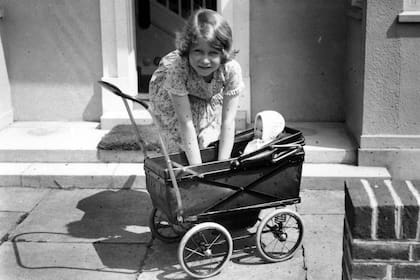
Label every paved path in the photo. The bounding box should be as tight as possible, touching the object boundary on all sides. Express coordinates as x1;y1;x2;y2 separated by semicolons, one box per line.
0;187;344;280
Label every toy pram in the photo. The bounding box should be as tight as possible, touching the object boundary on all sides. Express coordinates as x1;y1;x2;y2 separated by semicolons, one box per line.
98;81;305;279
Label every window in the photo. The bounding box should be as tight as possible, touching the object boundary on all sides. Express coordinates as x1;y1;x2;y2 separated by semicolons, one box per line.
399;0;420;22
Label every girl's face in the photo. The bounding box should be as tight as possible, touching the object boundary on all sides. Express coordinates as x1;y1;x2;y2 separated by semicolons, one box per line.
189;38;222;81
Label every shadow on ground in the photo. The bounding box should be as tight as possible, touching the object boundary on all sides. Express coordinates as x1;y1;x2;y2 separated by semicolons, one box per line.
65;188;152;271
139;228;267;280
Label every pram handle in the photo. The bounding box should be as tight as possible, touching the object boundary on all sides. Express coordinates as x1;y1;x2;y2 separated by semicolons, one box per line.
98;80;149;109
230;143;304;170
98;80;187;222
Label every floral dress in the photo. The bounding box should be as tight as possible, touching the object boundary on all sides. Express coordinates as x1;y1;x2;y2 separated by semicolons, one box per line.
149;50;245;153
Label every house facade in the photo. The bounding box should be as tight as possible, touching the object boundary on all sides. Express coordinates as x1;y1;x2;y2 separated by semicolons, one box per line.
0;0;419;179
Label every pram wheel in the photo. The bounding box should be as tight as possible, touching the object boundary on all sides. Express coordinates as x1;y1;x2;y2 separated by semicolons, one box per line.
149;208;183;243
256;209;304;262
178;222;233;279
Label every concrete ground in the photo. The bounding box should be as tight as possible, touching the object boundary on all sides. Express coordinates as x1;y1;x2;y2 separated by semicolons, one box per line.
0;186;344;280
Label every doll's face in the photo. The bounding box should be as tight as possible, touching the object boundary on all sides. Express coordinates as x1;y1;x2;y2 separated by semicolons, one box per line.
189;38;222;81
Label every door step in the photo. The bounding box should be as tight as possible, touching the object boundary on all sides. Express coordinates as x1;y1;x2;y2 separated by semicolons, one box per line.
0;121;391;190
0;122;107;163
0;121;357;164
0;162;390;190
98;122;358;164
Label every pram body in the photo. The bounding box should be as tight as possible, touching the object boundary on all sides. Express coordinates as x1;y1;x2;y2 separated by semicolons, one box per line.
145;127;304;225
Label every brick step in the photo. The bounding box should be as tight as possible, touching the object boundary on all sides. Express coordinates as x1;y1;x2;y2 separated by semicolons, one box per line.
343;179;420;280
345;179;420;240
0;162;390;190
343;218;420;280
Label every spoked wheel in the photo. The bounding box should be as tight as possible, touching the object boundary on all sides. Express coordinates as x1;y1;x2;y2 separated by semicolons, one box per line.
149;208;184;243
256;209;304;262
178;222;233;279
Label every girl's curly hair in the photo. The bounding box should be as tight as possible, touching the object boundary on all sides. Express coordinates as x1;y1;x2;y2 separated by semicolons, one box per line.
175;9;238;64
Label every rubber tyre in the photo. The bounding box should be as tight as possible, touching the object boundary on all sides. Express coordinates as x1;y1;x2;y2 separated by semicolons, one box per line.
178;222;233;278
149;208;182;243
256;209;304;262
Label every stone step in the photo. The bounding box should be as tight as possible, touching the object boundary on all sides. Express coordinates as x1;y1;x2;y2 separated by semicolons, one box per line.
0;121;357;164
0;122;108;163
0;162;390;190
98;122;358;164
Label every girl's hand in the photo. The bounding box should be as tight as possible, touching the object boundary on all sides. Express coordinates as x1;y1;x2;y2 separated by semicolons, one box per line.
171;94;202;165
218;93;240;160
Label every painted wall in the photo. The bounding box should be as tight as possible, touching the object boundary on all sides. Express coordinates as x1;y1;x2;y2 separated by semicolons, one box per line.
363;0;420;136
250;0;348;122
0;0;102;121
359;0;420;179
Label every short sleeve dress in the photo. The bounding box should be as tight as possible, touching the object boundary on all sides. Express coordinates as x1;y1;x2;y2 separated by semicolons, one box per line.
149;50;245;153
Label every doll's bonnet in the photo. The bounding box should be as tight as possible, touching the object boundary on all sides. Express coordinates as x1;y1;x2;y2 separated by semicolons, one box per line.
254;110;285;142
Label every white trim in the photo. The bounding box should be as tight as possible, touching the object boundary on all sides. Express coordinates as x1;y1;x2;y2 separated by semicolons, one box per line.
384;180;403;239
361;134;420;149
405;180;420;240
99;0;139;128
399;11;420;22
360;179;378;239
218;0;251;124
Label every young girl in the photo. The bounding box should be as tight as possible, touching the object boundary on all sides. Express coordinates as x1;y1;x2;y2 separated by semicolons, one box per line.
149;9;244;165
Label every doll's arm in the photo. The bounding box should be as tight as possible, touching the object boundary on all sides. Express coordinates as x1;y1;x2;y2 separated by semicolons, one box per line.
218;93;240;160
172;94;202;165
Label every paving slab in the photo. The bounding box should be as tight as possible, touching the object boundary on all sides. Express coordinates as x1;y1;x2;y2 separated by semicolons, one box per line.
139;235;306;280
0;187;50;211
10;189;153;243
302;214;344;280
0;212;26;242
297;190;344;215
0;241;144;280
301;164;391;190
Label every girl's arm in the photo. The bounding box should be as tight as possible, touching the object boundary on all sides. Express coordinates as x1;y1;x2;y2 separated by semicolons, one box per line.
218;93;240;160
172;94;202;165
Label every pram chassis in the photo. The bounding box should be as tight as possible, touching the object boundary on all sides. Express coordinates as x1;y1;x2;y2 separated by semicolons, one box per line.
99;81;305;279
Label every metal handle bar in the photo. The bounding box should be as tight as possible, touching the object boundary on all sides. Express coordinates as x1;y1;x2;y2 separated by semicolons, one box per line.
272;147;302;163
98;80;191;222
272;143;303;149
98;80;149;109
230;141;304;169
